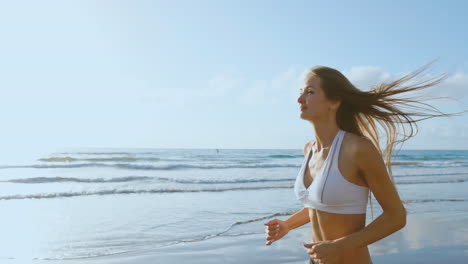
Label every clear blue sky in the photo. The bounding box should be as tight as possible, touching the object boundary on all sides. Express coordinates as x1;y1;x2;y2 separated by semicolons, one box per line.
1;0;467;162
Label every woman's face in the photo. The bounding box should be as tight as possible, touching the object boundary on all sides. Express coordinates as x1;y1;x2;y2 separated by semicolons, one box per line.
297;74;337;121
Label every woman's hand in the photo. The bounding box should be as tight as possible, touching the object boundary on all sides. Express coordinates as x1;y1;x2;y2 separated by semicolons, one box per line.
264;219;290;245
303;240;344;264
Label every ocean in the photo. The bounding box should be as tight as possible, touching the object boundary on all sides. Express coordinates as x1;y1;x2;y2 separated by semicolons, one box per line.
0;148;467;261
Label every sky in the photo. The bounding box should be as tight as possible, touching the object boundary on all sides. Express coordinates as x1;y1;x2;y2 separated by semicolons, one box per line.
0;0;467;162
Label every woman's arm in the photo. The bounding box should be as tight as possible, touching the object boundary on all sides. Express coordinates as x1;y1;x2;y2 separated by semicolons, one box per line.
285;207;310;230
333;138;407;252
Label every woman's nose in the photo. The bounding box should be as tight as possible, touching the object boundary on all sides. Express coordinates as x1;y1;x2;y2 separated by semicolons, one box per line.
297;94;304;104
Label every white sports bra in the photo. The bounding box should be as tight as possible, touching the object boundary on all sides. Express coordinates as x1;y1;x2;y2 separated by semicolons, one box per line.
294;129;370;214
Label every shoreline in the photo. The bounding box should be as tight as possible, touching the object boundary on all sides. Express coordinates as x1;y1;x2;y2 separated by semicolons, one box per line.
19;211;468;264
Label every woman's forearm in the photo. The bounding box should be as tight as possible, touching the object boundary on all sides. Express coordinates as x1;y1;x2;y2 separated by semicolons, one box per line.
285;207;310;230
333;211;406;252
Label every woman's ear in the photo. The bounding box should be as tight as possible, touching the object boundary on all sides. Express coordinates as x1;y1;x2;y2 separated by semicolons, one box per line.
330;100;341;111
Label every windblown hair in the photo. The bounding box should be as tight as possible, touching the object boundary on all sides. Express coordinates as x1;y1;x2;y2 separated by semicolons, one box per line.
308;60;467;219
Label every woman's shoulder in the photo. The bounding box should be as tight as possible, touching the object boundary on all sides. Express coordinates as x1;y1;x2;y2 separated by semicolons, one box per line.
343;131;379;159
344;131;369;143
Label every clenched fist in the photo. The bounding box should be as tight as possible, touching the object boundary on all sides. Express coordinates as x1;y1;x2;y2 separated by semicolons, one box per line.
264;219;290;246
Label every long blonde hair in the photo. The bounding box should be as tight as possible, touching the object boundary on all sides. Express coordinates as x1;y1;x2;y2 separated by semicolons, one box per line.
308;60;467;219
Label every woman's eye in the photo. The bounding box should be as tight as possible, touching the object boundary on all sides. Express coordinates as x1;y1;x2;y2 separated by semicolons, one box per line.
299;89;313;94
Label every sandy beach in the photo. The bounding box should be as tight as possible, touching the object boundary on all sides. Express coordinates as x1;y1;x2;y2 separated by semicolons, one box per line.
19;210;466;264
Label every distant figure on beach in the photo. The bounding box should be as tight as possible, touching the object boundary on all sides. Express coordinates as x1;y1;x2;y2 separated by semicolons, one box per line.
263;60;465;264
216;149;219;155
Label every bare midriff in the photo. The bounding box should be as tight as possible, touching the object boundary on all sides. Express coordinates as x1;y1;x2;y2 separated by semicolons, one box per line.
307;209;372;264
303;134;374;263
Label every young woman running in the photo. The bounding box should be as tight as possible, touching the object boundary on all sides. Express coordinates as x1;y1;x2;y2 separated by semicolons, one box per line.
264;60;465;264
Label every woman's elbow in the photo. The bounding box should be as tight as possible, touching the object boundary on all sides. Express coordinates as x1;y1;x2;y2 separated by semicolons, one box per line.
385;208;406;230
394;208;407;230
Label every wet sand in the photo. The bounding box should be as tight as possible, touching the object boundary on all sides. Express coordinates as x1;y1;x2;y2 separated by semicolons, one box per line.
22;211;468;264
